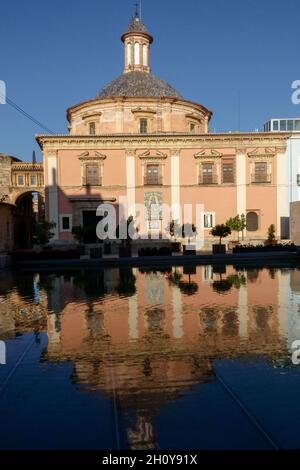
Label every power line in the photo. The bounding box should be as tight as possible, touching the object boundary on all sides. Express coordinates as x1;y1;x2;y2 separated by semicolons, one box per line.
0;90;56;135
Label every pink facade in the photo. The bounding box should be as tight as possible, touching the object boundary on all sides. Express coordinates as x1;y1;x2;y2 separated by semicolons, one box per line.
37;13;292;247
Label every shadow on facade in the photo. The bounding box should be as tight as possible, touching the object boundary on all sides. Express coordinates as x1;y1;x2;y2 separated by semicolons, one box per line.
46;167;123;249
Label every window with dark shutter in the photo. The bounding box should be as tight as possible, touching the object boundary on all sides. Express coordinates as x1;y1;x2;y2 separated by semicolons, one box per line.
144;164;162;185
140;118;148;134
254;162;269;183
201;163;214;184
222;161;234;183
246;212;258;231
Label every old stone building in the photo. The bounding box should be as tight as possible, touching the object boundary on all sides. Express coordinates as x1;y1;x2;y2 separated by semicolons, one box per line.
0;153;44;251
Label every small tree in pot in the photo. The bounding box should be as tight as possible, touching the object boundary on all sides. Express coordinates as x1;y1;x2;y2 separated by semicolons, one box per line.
35;220;56;246
226;214;246;246
211;224;231;254
182;223;197;255
168;219;182;253
265;224;277;246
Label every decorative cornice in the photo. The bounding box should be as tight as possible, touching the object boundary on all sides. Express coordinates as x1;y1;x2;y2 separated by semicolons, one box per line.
82;112;102;120
138;150;167;160
186;113;203;123
247;148;275;159
78;151;106;161
131;107;156;115
36;132;291;151
194;149;223;159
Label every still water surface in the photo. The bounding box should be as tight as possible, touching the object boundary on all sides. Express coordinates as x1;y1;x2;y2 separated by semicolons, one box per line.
1;265;300;450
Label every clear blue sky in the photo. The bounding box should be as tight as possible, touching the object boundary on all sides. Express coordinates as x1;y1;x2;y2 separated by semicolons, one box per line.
0;0;299;162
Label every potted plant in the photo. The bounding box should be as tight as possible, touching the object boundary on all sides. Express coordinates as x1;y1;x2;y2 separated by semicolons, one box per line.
211;224;231;254
265;224;277;246
182;223;197;255
168;219;182;253
35;220;56;246
226;214;246;248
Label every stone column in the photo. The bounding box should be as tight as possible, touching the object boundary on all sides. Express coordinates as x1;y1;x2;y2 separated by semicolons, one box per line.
276;146;289;238
170;149;181;221
126;150;136;218
46;150;59;240
236;147;247;216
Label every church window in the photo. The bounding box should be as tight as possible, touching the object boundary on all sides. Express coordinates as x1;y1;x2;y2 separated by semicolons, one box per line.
89;122;96;135
134;42;140;65
140;118;148;134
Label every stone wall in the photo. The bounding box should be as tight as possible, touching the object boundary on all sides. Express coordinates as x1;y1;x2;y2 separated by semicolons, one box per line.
0;154;12;196
290;201;300;245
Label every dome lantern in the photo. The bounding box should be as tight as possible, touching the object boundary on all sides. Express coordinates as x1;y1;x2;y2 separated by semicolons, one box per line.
121;8;153;74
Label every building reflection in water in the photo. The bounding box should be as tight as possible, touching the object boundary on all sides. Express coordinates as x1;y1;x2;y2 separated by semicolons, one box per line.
1;265;300;449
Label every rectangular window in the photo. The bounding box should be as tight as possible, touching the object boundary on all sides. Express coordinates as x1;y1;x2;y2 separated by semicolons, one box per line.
295;120;300;131
272;120;279;131
140;118;148;134
254;162;269;183
204;213;213;229
89;122;96;135
86;164;100;185
18;175;24;186
201;163;214;184
60;215;72;232
145;164;161;185
62;217;70;230
222;160;234;183
287;120;294;131
30;175;37;186
280;120;287;131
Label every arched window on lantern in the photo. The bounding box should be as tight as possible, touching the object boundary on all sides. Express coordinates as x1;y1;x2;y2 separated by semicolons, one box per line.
127;43;132;66
246;212;258;231
143;44;147;66
134;42;140;65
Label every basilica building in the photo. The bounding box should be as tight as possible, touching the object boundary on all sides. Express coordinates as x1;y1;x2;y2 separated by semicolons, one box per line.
37;13;294;247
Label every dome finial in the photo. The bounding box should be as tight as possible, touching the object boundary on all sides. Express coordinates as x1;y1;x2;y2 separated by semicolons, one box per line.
134;2;140;20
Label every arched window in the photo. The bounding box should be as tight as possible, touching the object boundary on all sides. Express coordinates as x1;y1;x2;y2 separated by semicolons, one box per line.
143;44;148;66
134;42;140;65
246;212;258;231
127;43;132;66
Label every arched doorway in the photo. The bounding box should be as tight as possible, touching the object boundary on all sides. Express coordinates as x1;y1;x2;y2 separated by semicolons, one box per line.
13;192;45;249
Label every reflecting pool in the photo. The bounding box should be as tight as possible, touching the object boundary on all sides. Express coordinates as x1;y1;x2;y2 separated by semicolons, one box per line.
1;265;300;450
